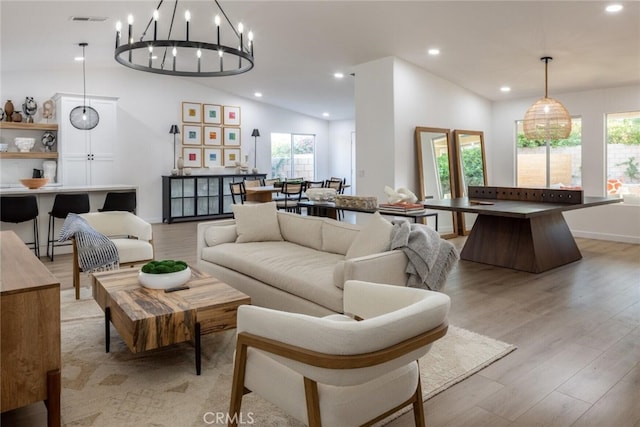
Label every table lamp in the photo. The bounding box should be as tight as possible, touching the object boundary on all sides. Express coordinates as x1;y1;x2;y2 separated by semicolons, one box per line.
169;124;180;169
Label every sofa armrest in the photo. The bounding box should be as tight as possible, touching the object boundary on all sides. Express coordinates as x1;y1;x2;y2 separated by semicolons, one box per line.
196;219;237;259
341;250;408;288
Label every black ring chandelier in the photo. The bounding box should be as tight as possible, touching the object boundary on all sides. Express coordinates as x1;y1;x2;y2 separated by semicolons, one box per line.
114;0;254;77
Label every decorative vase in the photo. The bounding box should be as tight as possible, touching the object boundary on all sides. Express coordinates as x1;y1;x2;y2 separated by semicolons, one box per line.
11;111;22;122
4;100;14;122
43;160;57;183
177;157;184;175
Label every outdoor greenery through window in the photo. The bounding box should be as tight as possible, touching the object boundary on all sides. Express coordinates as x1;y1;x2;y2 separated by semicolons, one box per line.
270;133;315;180
606;111;640;200
516;118;582;188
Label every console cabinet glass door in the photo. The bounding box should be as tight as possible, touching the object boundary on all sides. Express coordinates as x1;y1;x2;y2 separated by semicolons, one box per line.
197;177;220;216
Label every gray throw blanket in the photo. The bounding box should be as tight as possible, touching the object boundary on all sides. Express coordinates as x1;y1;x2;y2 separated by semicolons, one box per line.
390;220;459;291
58;213;119;273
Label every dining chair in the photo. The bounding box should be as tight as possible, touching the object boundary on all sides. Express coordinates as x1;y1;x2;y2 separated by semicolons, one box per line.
243;178;262;188
276;182;304;213
230;182;260;205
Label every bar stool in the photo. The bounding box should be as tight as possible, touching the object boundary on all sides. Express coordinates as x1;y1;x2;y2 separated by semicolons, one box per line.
47;193;90;261
99;191;136;214
0;195;40;257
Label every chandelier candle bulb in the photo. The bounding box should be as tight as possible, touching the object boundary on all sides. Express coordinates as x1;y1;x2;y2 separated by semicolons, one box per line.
153;10;159;41
115;21;121;48
148;45;153;67
127;14;133;42
197;49;202;72
185;10;191;41
215;15;221;45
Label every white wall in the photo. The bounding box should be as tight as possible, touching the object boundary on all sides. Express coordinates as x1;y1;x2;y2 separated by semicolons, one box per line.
354;57;492;201
327;119;355;193
1;66;330;223
492;84;640;243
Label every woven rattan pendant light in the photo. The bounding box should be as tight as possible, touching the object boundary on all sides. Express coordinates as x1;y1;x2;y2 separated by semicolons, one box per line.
523;57;571;140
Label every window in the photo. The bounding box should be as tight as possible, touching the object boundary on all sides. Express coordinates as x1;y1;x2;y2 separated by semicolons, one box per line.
270;133;315;180
516;118;582;188
606;111;640;199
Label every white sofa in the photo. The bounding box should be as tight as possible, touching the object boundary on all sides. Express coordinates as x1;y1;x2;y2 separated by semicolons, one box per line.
197;202;410;316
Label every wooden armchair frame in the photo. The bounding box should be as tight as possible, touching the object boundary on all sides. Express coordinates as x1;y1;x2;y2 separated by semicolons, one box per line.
229;321;448;427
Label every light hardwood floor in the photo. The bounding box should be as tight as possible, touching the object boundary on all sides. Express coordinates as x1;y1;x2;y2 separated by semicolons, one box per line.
4;222;639;426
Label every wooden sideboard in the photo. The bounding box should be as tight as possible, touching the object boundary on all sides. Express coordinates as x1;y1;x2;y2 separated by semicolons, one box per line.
0;230;61;426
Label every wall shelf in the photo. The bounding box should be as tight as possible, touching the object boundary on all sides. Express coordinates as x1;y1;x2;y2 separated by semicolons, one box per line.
0;122;58;131
0;152;58;159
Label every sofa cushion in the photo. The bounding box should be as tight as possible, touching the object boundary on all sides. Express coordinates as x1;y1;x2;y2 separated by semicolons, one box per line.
322;219;360;255
277;212;323;251
232;202;283;243
201;241;344;312
204;224;237;247
345;212;393;259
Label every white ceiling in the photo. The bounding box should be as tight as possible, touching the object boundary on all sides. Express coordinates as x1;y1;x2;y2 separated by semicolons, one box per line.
2;1;639;121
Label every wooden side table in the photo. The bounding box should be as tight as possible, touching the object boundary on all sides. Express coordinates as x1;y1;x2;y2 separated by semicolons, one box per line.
1;230;61;427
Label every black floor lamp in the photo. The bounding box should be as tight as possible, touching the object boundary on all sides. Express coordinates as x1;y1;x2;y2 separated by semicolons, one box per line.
251;129;260;169
169;125;180;169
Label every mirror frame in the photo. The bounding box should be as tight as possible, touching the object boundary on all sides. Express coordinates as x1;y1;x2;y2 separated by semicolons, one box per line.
453;129;488;235
415;126;458;239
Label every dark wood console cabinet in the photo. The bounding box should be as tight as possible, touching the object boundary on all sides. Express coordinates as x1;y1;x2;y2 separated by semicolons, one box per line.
162;173;266;223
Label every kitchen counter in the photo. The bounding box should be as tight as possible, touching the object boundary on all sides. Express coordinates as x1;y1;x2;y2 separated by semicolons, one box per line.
0;184;138;257
0;184;136;195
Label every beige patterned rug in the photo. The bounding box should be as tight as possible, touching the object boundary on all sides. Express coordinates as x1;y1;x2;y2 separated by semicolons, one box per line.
60;289;516;426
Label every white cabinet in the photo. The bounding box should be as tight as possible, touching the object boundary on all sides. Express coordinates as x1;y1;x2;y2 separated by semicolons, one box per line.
55;94;118;186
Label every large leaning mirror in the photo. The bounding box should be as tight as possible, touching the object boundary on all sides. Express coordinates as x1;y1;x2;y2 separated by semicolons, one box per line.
415;126;457;238
453;129;488;235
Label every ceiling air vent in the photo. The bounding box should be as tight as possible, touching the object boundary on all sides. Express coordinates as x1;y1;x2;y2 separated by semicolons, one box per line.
69;16;107;22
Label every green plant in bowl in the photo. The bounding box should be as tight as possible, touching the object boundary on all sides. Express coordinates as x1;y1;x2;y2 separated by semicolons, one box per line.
141;260;188;274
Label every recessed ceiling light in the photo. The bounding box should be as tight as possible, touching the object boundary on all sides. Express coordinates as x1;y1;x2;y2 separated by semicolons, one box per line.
605;4;623;13
74;56;84;61
334;72;344;79
428;48;440;56
500;86;511;92
254;92;263;98
322;112;330;117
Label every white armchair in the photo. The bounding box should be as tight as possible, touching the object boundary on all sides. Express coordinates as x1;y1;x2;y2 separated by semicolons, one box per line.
72;211;153;299
229;280;450;426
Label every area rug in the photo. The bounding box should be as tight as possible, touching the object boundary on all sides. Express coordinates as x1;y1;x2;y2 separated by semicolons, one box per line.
60;290;516;426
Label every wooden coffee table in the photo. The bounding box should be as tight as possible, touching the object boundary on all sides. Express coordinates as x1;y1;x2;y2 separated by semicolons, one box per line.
91;267;250;375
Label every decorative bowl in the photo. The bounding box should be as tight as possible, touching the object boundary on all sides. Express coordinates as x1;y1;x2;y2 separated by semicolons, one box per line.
139;266;192;290
14;137;36;152
20;178;49;189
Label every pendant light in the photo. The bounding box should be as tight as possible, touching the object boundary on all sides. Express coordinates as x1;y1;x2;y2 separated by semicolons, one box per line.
70;43;100;130
522;57;571;140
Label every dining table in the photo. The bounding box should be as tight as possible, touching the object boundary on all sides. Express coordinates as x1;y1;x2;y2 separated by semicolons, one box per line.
244;185;281;202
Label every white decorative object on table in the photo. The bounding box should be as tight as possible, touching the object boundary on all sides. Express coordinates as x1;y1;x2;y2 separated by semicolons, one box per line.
139;266;192;290
15;137;36;152
306;188;337;202
43;160;57;182
384;186;418;204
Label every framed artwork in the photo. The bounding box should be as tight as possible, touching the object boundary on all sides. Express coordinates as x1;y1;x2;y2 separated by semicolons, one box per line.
182;125;202;145
223;148;241;166
203;148;222;167
223;127;241;146
223;105;241;126
203;104;222;124
182;102;202;123
182;147;202;167
203;126;222;146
